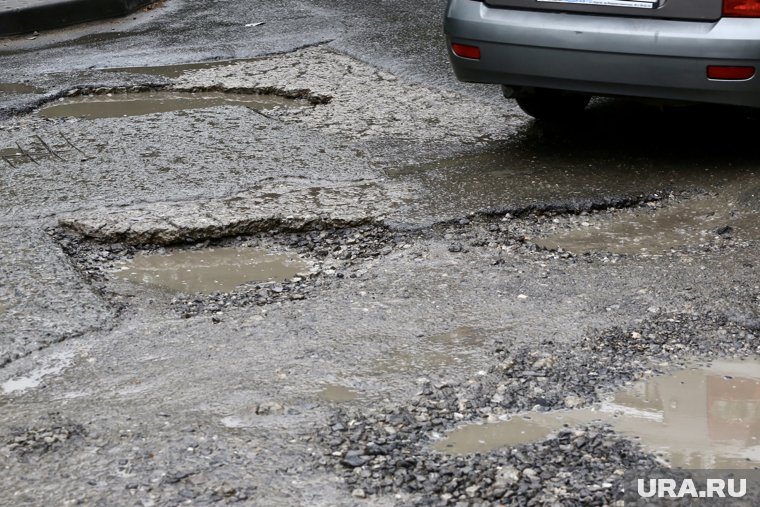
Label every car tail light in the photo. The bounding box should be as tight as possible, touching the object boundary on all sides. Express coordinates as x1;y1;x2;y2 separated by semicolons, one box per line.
451;43;481;60
707;66;756;80
723;0;760;17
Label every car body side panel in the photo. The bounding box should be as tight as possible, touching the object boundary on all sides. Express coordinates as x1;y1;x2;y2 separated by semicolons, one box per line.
483;0;722;21
445;0;760;107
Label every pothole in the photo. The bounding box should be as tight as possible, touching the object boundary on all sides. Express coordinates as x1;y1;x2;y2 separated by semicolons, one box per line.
435;359;760;469
371;327;489;376
54;223;402;316
319;384;361;403
535;195;760;255
0;83;40;94
112;246;310;293
38;91;306;119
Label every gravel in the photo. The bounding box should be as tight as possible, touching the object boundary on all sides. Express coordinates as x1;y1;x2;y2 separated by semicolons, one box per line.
49;224;413;317
311;307;760;505
4;415;86;459
45;195;760;505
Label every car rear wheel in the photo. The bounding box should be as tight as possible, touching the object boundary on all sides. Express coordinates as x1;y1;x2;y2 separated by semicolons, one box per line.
514;89;591;121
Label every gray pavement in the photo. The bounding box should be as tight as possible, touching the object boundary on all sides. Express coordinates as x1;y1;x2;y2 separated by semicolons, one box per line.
2;1;760;505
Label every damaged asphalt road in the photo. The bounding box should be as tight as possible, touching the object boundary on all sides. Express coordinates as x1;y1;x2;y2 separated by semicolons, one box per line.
3;0;760;505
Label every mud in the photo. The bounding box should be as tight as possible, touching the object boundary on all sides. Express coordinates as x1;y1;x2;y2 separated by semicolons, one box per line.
113;246;309;293
319;384;360;402
371;327;488;376
0;83;40;94
536;194;760;255
435;359;760;469
37;91;305;119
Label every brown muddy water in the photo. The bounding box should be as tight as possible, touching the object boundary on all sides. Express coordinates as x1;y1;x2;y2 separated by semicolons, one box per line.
535;195;760;255
37;91;305;119
319;384;360;402
114;247;308;293
372;327;488;375
0;83;40;94
435;359;760;469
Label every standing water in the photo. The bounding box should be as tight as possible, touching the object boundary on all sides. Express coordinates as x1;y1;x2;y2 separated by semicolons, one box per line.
114;247;308;293
435;359;760;469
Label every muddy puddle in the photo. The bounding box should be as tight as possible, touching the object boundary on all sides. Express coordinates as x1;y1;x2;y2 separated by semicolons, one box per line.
114;246;308;293
319;384;360;402
435;359;760;469
0;83;40;94
37;91;305;119
535;194;760;254
372;327;487;375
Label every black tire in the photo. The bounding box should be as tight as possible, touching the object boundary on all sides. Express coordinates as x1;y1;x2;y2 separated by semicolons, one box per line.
515;89;591;121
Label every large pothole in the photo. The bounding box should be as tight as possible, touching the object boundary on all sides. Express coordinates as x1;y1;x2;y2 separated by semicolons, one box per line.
435;359;760;470
53;222;406;317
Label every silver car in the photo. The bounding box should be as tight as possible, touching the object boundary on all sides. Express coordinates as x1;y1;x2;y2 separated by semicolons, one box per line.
444;0;760;119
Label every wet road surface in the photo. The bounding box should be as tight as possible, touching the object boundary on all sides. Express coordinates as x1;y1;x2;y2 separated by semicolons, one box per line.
2;1;760;505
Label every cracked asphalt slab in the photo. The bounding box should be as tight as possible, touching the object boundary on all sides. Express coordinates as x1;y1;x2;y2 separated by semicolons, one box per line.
0;226;113;367
2;0;760;505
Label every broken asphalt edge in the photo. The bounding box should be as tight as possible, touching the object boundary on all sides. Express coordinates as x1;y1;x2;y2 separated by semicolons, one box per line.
0;0;153;37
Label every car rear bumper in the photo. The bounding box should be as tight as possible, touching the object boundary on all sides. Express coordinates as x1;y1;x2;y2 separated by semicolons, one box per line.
445;0;760;107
